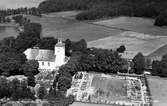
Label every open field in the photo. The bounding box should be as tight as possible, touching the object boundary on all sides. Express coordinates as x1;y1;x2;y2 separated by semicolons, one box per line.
93;17;167;36
27;12;122;41
88;31;167;56
147;76;167;106
148;44;167;58
27;12;167;56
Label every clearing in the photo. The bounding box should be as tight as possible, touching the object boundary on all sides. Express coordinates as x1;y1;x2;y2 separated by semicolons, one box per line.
147;76;167;106
93;16;167;36
88;31;167;56
27;11;122;41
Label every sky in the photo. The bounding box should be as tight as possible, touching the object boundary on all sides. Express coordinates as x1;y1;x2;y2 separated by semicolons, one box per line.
0;0;44;9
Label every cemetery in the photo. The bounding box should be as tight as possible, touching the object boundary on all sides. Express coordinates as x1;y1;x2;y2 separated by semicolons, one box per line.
67;72;151;106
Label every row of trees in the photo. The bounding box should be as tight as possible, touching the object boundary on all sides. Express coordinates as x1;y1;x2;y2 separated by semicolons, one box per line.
12;15;31;26
0;7;41;18
65;39;87;56
131;52;167;77
152;54;167;77
38;0;167;26
0;22;42;77
0;77;35;100
0;7;41;23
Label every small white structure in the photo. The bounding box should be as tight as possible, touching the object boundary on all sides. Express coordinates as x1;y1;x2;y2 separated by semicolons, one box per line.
24;39;69;72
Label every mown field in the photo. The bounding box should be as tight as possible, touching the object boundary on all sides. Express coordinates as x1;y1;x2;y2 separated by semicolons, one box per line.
88;16;167;56
88;31;167;56
26;12;167;56
27;11;122;41
93;17;167;36
147;76;167;106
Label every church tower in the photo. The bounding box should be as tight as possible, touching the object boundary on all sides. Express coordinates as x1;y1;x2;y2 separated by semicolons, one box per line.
54;39;65;67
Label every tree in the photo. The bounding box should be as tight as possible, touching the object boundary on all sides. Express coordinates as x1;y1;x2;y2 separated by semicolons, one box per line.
47;89;74;106
38;37;58;50
72;39;87;52
160;54;167;77
79;48;124;73
0;36;15;48
65;39;72;56
154;9;167;26
0;46;27;76
11;79;35;101
27;75;36;87
24;23;42;38
0;77;12;98
57;76;72;91
22;60;39;76
117;45;126;53
14;23;41;52
152;60;161;76
37;84;47;99
12;15;24;25
132;53;145;74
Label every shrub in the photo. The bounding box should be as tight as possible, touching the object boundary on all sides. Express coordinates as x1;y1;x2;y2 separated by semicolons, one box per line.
154;10;167;26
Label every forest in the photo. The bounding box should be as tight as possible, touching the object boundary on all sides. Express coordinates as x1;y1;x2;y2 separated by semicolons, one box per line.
38;0;167;26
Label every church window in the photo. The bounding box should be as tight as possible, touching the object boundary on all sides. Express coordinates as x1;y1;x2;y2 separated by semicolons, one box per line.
48;62;50;66
42;62;44;66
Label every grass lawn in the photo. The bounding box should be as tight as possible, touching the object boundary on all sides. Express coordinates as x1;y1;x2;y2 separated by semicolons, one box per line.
147;76;167;106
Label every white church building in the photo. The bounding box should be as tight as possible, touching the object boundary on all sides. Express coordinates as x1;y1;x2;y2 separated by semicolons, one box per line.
24;39;69;72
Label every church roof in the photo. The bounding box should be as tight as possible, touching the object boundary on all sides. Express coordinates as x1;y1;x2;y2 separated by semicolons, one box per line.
24;48;55;62
36;49;55;62
24;48;39;60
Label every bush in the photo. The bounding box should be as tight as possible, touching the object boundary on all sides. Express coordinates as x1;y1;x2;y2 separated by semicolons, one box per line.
76;9;107;20
154;10;167;26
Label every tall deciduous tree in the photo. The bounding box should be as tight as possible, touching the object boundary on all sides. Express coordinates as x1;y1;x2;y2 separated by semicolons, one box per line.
22;60;39;76
160;54;167;77
14;23;41;52
65;39;72;56
152;60;161;76
27;75;36;87
117;45;126;53
79;48;124;73
0;46;27;76
132;52;145;74
37;84;47;99
38;37;58;50
57;76;72;92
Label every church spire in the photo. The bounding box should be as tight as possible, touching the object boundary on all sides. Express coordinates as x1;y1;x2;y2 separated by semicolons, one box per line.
56;38;65;47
